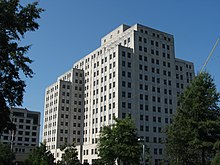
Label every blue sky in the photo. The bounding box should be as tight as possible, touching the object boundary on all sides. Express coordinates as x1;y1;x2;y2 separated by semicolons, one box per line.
21;0;220;134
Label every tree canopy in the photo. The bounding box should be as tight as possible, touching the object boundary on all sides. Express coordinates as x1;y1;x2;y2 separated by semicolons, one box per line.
0;143;15;165
58;142;80;165
98;116;142;165
25;142;55;165
0;0;44;132
166;72;220;165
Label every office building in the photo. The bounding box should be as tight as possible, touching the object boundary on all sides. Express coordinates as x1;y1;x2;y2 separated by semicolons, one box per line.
0;107;40;162
43;68;84;161
43;24;195;164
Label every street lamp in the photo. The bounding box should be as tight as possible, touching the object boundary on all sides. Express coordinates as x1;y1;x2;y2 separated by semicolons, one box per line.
10;129;15;165
138;138;145;165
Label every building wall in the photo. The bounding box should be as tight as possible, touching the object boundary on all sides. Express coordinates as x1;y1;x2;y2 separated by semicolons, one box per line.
0;107;40;162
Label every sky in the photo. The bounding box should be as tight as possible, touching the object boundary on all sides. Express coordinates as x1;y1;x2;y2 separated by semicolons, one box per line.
20;0;220;137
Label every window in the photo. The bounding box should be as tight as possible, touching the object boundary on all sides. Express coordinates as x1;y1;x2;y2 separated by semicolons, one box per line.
128;92;131;98
140;125;144;131
145;116;149;121
122;91;126;97
128;103;131;109
139;55;142;60
139;64;143;70
139;36;142;42
139;46;142;51
122;51;125;57
139;74;143;80
128;82;131;88
151;40;154;45
128;62;131;68
144;66;148;71
128;53;131;58
151;49;154;54
122;61;125;67
122;102;126;108
151;58;155;64
128;72;131;78
140;94;143;100
140;115;143;120
139;84;143;90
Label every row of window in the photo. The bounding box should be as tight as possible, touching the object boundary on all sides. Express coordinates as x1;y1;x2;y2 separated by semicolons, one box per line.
9;137;37;142
17;125;37;130
138;37;170;50
76;51;116;70
139;28;172;42
59;137;81;143
44;129;56;136
122;105;173;114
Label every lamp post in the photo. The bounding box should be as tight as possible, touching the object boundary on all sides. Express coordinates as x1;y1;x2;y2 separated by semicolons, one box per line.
10;129;14;165
138;138;145;165
142;143;145;165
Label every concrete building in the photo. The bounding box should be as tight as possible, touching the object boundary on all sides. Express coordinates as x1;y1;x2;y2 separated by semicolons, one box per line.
43;68;84;161
43;24;195;164
0;107;40;162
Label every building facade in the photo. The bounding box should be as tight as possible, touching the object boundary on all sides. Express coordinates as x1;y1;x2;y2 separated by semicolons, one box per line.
43;24;195;164
43;68;84;161
0;107;40;162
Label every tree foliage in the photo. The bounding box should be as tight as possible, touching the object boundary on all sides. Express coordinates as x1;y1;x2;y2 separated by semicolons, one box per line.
25;142;55;165
0;143;15;165
98;116;142;165
211;153;220;165
0;0;44;132
58;142;80;165
166;72;220;165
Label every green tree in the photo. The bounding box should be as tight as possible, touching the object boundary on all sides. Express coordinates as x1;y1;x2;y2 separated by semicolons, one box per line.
0;0;44;132
166;72;220;165
98;116;142;165
211;153;220;165
0;143;15;165
25;142;55;165
58;142;80;165
211;141;220;165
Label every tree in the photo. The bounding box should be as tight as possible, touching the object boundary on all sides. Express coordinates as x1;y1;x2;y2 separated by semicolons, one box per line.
98;116;142;165
166;72;220;165
211;153;220;165
25;142;55;165
0;0;44;132
58;142;80;165
0;143;15;165
211;141;220;165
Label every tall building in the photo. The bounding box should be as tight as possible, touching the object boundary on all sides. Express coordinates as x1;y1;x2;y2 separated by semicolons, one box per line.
43;24;195;164
0;107;40;162
43;68;84;161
